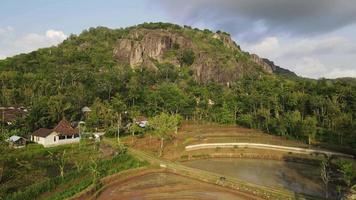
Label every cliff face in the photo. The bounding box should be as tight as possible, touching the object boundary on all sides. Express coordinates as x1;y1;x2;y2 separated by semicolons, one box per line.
114;29;193;68
113;26;292;84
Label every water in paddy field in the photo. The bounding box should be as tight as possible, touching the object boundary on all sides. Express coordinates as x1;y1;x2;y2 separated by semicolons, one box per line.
183;158;328;198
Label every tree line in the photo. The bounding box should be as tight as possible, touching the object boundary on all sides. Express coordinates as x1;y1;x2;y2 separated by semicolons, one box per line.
0;25;355;149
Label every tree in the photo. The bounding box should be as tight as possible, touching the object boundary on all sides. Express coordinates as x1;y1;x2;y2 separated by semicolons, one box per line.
337;160;356;188
320;157;332;199
89;157;101;190
149;113;181;156
156;83;188;114
48;150;67;179
111;94;127;142
284;111;302;139
215;102;235;124
179;49;195;66
128;123;143;143
237;114;254;128
58;150;67;179
301;116;318;145
86;98;114;130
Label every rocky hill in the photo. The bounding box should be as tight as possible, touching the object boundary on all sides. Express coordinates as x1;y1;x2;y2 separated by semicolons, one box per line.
0;23;354;153
0;23;295;86
112;24;295;84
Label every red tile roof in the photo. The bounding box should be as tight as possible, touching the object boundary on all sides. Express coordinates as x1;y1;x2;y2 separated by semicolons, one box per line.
53;119;78;136
31;119;78;138
32;128;53;137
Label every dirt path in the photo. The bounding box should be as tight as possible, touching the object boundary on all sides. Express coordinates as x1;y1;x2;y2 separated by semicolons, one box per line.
185;143;353;158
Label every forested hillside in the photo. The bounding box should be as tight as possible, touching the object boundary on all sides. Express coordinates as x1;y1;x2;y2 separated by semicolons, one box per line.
0;22;355;148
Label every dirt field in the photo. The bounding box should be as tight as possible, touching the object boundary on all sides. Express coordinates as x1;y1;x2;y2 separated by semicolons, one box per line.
95;172;260;200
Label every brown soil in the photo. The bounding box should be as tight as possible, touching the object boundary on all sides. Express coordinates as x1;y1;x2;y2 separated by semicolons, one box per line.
95;171;261;200
99;143;116;158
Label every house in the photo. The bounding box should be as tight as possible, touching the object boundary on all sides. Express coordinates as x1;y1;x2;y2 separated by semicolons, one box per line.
31;119;80;147
7;135;26;148
135;116;148;128
81;106;91;119
0;106;28;125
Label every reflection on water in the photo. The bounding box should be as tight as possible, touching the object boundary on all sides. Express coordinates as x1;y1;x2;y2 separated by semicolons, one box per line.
183;158;325;197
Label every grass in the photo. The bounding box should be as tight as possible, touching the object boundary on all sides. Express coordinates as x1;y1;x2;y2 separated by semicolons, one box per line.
1;140;147;200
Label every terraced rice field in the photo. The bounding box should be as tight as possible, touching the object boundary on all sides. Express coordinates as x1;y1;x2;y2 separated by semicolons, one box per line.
95;172;257;200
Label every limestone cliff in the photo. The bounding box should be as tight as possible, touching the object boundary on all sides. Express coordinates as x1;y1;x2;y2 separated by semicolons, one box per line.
113;26;293;84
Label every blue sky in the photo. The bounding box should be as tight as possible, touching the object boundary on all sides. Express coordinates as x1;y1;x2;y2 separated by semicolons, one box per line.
0;0;169;34
1;0;356;78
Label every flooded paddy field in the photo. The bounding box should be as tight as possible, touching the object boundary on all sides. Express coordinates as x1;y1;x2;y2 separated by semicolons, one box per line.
183;158;326;198
95;172;257;200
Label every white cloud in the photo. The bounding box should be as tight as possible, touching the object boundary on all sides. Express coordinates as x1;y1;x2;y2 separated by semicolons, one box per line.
242;35;356;78
45;30;67;40
245;36;356;59
324;68;356;79
0;28;67;59
247;37;280;58
0;26;14;35
292;57;327;78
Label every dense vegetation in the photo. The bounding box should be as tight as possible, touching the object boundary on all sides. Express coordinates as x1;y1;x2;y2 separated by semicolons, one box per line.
0;22;355;150
0;141;146;199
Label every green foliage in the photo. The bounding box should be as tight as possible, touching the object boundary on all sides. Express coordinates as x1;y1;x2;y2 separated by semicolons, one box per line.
237;114;254;128
129;123;144;137
149;112;181;156
179;49;195;66
213;102;235;124
337;160;356;187
0;24;355;150
137;22;182;30
3;144;146;200
149;113;181;139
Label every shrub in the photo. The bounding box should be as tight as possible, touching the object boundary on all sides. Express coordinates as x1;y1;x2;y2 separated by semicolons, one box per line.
179;49;195;66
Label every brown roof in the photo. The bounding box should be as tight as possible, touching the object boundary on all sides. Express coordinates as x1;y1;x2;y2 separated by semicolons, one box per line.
135;116;148;122
31;119;78;138
52;119;78;136
1;107;27;122
32;128;53;137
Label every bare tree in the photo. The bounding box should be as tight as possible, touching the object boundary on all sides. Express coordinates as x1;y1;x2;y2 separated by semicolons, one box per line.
89;157;101;190
321;157;331;199
59;150;67;179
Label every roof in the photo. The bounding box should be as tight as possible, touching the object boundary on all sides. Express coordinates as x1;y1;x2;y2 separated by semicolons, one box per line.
135;116;148;122
52;119;79;136
31;119;78;137
81;106;92;112
1;107;28;122
8;135;24;142
32;128;53;137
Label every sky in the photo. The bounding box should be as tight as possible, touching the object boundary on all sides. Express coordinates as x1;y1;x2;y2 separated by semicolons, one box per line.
1;0;356;78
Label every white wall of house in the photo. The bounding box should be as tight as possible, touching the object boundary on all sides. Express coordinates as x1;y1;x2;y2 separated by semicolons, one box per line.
32;132;80;147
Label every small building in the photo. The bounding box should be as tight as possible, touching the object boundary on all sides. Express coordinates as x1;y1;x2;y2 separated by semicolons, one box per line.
7;135;26;148
81;106;91;119
31;119;80;147
81;106;92;113
135;116;148;128
0;106;28;125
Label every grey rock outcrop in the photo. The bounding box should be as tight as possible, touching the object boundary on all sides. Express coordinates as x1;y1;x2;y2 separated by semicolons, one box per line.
113;27;293;83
